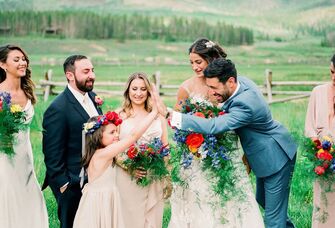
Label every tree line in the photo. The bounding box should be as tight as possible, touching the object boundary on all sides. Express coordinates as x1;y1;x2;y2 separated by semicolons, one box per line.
0;11;254;45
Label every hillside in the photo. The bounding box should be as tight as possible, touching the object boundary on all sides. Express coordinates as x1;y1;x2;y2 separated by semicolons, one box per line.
1;0;335;37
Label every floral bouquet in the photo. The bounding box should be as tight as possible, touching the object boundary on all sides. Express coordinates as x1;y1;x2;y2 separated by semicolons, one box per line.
0;92;27;156
171;96;239;202
123;137;170;187
304;136;335;180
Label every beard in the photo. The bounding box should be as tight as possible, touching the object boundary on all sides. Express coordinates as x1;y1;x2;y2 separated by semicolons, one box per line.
75;76;94;92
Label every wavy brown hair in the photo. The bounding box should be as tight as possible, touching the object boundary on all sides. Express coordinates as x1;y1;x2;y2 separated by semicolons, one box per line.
120;72;152;118
0;44;36;104
82;116;105;169
188;37;227;64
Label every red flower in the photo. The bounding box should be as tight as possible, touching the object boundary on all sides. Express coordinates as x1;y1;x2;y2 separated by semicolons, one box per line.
317;151;333;161
314;166;325;175
0;99;3;111
313;139;322;149
218;111;225;115
186;133;204;153
323;162;330;169
194;112;205;118
105;111;116;121
127;145;138;159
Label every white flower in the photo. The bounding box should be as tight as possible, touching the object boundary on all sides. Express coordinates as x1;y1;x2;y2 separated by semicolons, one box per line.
198;145;208;159
205;40;215;48
83;122;95;133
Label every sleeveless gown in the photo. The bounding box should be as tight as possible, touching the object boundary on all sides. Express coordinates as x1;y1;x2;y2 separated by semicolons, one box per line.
0;99;49;228
168;93;265;228
116;118;165;228
73;165;124;228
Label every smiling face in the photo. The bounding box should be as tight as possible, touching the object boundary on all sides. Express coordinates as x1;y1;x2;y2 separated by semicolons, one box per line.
189;52;208;77
66;58;95;93
0;49;27;78
205;77;236;103
101;123;119;147
128;78;149;106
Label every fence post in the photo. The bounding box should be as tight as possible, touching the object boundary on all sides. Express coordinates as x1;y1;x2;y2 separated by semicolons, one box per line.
44;69;53;102
152;71;161;95
265;69;272;103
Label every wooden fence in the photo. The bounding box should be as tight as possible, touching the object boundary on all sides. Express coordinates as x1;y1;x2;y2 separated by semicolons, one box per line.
38;69;326;104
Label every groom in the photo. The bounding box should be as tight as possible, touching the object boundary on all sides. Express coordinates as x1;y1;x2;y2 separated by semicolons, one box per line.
163;58;297;228
42;55;103;228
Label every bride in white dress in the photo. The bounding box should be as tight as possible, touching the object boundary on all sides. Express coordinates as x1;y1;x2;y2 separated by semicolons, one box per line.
0;44;48;228
168;38;264;228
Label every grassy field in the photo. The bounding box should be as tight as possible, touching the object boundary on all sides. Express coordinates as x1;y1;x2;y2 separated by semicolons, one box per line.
2;36;333;227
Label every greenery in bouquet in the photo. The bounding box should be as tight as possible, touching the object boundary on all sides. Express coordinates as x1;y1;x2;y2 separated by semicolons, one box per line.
0;92;27;156
171;96;240;205
123;137;170;187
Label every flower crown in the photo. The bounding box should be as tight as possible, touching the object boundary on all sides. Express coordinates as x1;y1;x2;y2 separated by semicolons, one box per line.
83;111;122;134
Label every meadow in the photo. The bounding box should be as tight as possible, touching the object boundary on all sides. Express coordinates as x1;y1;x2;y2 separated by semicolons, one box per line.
2;35;334;227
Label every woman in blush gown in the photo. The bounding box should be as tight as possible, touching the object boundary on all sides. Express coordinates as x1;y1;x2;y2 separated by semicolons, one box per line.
0;44;48;228
168;38;264;228
115;72;170;228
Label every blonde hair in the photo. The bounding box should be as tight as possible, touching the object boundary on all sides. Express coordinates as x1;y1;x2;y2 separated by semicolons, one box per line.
120;72;152;118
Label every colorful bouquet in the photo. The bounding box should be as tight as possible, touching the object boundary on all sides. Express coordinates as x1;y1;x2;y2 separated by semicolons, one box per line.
304;136;335;179
0;92;27;156
123;137;170;187
171;96;239;203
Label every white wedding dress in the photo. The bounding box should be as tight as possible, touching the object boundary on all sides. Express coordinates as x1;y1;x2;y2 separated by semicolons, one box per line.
0;100;49;228
169;93;264;228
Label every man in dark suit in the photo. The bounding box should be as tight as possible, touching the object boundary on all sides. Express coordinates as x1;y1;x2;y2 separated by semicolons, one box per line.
42;55;103;228
161;58;297;227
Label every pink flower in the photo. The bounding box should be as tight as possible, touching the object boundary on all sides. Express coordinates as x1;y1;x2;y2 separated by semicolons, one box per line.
314;166;325;175
95;95;104;107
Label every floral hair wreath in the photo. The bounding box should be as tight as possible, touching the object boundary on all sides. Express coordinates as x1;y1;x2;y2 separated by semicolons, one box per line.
83;111;122;135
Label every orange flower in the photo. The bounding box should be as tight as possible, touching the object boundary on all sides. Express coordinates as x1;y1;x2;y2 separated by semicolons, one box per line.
194;112;205;118
186;133;204;153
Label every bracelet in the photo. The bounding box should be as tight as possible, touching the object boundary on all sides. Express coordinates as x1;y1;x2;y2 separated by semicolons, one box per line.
165;110;170;119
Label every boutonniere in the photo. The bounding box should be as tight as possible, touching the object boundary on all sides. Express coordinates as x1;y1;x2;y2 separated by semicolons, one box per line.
94;95;104;107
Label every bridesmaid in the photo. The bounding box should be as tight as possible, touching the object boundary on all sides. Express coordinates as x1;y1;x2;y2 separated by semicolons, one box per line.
115;72;169;228
0;44;48;228
305;54;335;227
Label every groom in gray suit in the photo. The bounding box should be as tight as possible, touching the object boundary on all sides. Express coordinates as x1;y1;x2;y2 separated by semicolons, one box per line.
165;58;297;228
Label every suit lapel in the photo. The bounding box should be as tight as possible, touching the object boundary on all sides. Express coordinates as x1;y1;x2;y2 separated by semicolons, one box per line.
88;92;103;115
64;87;90;120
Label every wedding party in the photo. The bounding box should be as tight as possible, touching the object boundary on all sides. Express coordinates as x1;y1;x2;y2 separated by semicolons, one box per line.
1;1;335;228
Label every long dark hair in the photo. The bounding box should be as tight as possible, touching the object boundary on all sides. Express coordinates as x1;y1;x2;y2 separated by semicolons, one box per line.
188;37;227;63
0;44;36;104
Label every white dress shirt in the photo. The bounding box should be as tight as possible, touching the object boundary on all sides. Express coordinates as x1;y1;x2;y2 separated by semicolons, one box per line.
68;84;99;117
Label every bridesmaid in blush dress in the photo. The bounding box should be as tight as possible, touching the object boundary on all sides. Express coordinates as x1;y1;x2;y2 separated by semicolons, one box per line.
305;54;335;228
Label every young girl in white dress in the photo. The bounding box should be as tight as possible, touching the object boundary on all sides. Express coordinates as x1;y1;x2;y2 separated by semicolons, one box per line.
73;104;159;228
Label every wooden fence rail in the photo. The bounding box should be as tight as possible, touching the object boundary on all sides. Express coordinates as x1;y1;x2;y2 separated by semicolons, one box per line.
38;69;326;104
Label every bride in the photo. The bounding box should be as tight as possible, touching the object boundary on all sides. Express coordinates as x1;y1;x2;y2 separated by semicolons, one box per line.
168;38;264;228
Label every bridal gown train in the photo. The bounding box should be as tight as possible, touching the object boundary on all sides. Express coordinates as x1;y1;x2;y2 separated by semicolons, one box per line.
169;145;265;228
0;99;49;228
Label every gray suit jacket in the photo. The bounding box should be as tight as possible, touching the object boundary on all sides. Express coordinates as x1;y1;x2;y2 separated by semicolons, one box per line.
181;76;297;178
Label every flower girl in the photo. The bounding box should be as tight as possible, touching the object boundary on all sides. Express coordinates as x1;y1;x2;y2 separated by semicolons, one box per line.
73;105;158;227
